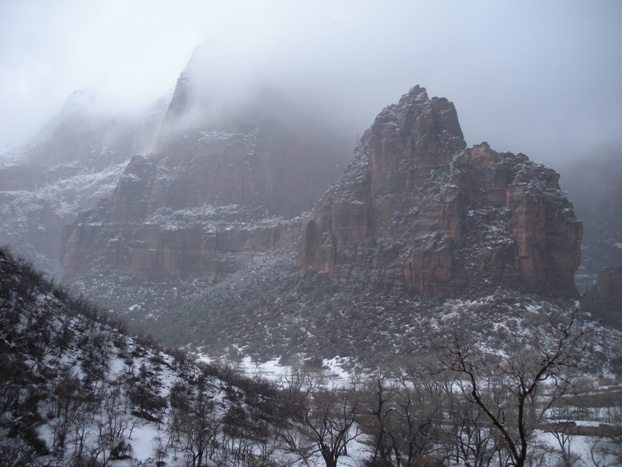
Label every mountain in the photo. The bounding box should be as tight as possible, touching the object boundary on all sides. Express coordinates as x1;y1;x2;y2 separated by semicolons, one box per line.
0;91;166;277
0;38;616;372
299;86;582;297
62;86;582;295
155;48;351;218
23;89;160;170
60;46;351;283
58;86;622;375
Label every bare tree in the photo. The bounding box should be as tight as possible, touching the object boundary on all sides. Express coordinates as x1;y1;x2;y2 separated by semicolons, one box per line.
588;403;622;467
388;371;448;467
50;367;97;453
440;309;584;467
361;370;449;467
364;375;394;466
300;388;361;467
447;395;503;467
281;428;315;466
169;380;219;467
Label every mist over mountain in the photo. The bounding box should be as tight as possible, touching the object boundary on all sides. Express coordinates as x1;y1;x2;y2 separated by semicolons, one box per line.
24;89;166;169
0;90;168;277
1;2;622;466
559;148;622;289
53;82;619;377
0;16;619;364
2;1;621;165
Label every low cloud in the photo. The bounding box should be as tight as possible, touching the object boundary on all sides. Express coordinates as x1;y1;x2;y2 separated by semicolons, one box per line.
0;0;621;167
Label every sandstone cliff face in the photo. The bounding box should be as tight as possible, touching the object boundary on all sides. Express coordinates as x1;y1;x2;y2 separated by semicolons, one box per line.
62;212;301;282
151;123;346;218
0;90;166;278
299;86;582;297
61;155;303;281
153;46;350;218
60;47;351;281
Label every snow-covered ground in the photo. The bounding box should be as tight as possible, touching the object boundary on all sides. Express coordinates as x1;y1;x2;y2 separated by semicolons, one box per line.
537;430;620;467
197;352;357;389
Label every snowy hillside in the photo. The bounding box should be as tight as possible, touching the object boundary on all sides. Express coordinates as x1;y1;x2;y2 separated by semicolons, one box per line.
0;247;375;466
3;248;622;466
69;252;622;378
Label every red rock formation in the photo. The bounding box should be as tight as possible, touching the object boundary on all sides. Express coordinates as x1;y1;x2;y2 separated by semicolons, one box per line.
299;86;582;297
60;46;351;281
154;46;351;218
60;154;304;281
61;188;302;281
60;117;341;281
61;84;582;296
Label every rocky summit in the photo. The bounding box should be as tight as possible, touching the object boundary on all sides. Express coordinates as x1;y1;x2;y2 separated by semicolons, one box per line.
300;86;582;297
62;85;583;298
33;83;617;370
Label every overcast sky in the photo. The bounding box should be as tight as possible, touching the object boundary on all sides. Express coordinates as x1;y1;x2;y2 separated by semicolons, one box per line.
0;0;621;165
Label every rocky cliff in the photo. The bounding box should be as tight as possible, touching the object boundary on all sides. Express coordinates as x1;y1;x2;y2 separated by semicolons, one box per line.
299;86;582;297
59;85;599;368
60;47;350;281
153;45;351;218
0;91;162;277
61;155;302;281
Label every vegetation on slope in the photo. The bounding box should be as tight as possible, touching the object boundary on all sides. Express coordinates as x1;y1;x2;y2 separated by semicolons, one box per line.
2;247;621;466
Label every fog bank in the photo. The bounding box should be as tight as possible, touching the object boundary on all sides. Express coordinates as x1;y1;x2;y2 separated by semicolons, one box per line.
1;0;621;166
